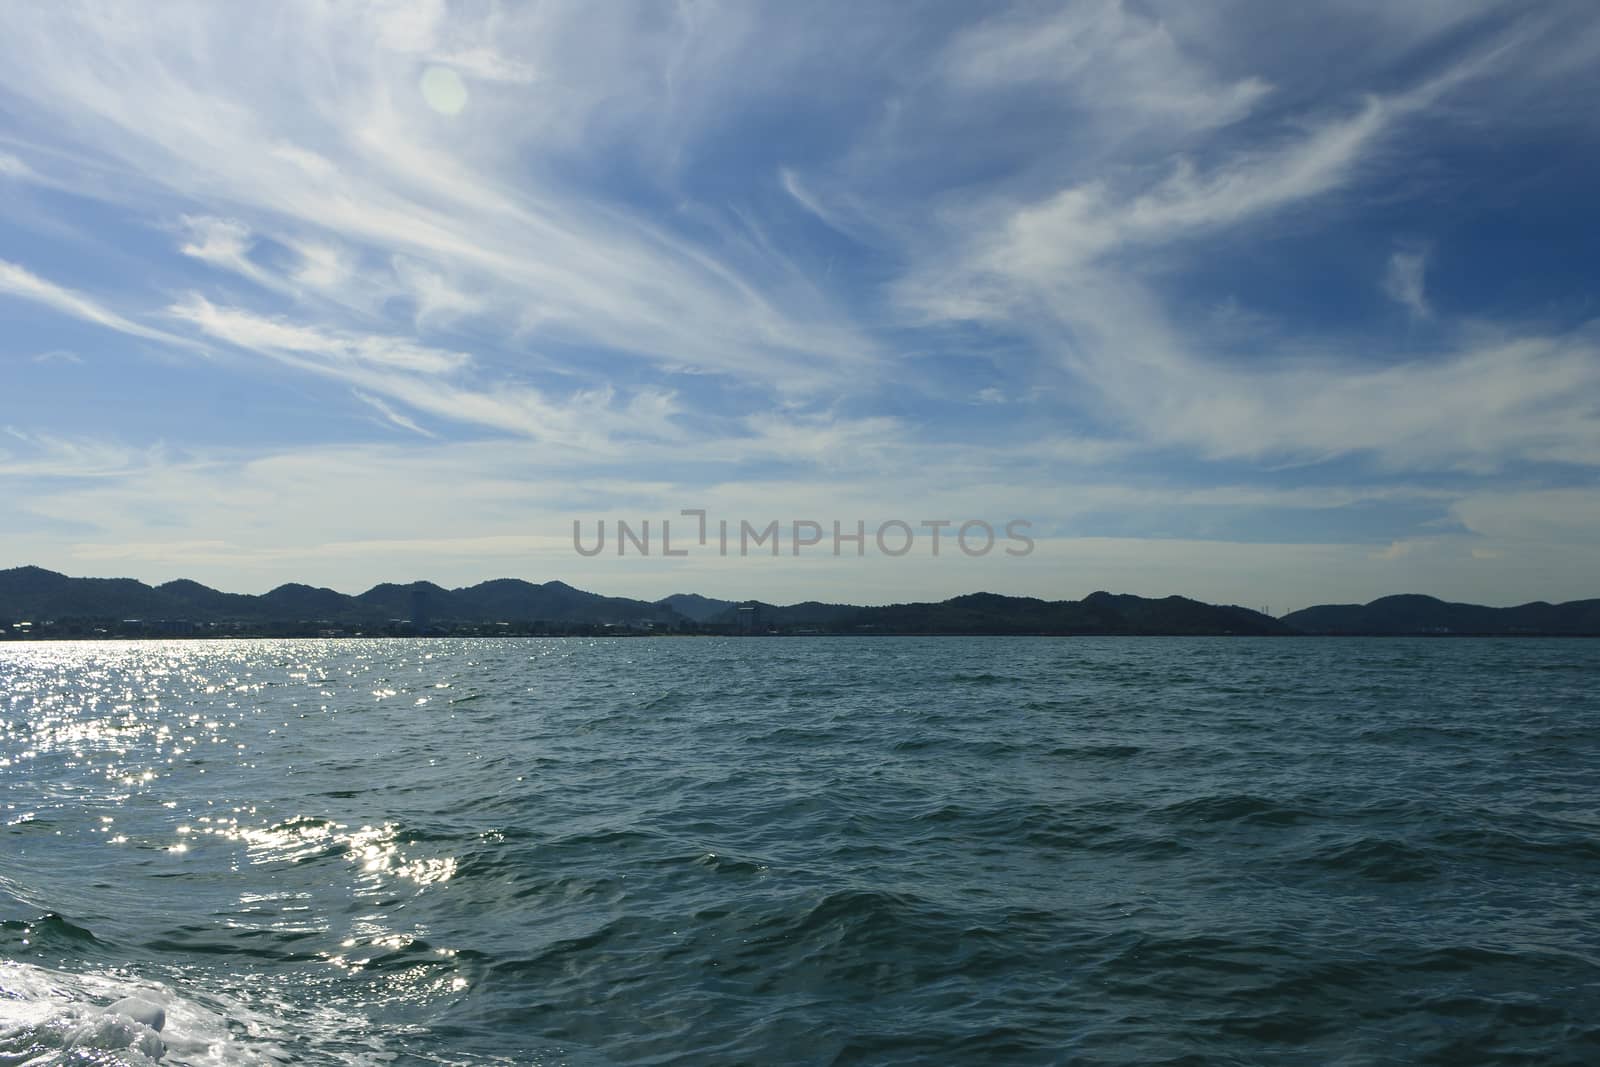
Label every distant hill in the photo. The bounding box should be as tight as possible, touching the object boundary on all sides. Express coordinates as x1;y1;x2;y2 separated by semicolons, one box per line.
4;566;1596;637
0;566;676;628
690;590;1289;635
1282;594;1600;635
847;591;1289;635
0;566;1291;635
0;566;178;618
708;599;861;629
655;593;735;623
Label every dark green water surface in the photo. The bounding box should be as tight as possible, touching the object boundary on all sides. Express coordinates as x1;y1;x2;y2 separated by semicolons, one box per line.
2;636;1598;1064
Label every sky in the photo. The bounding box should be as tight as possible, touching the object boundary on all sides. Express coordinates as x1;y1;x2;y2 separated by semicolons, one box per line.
2;0;1599;612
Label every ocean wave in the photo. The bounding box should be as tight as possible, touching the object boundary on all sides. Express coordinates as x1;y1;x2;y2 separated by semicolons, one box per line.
5;635;1600;1063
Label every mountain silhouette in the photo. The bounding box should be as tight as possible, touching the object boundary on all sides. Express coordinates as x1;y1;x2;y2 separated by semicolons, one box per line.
1282;593;1600;635
3;567;1596;636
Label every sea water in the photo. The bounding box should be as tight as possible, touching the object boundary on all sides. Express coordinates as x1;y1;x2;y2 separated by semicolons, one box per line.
2;636;1598;1065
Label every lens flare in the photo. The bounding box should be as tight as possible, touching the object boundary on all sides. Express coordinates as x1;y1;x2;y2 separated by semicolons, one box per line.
419;66;468;116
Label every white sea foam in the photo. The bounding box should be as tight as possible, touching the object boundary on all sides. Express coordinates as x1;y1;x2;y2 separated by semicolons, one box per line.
1;963;163;1064
0;960;294;1065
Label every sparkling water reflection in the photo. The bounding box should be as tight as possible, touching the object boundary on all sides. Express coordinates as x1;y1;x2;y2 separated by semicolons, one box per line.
3;636;1599;1065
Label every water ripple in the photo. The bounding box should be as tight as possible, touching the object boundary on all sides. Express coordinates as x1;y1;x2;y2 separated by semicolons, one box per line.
2;636;1599;1064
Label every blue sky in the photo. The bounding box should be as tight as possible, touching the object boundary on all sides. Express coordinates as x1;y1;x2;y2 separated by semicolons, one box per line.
2;0;1599;610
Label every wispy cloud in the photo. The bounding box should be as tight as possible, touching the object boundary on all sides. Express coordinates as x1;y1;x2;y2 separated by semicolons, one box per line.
942;1;1272;130
32;349;83;365
0;427;159;479
0;258;197;348
167;296;694;451
3;2;1600;606
893;33;1600;475
1384;248;1431;317
352;390;437;438
903;93;1395;312
178;215;280;292
1015;276;1600;470
0;4;879;392
170;295;469;376
0;151;34;179
390;256;487;328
